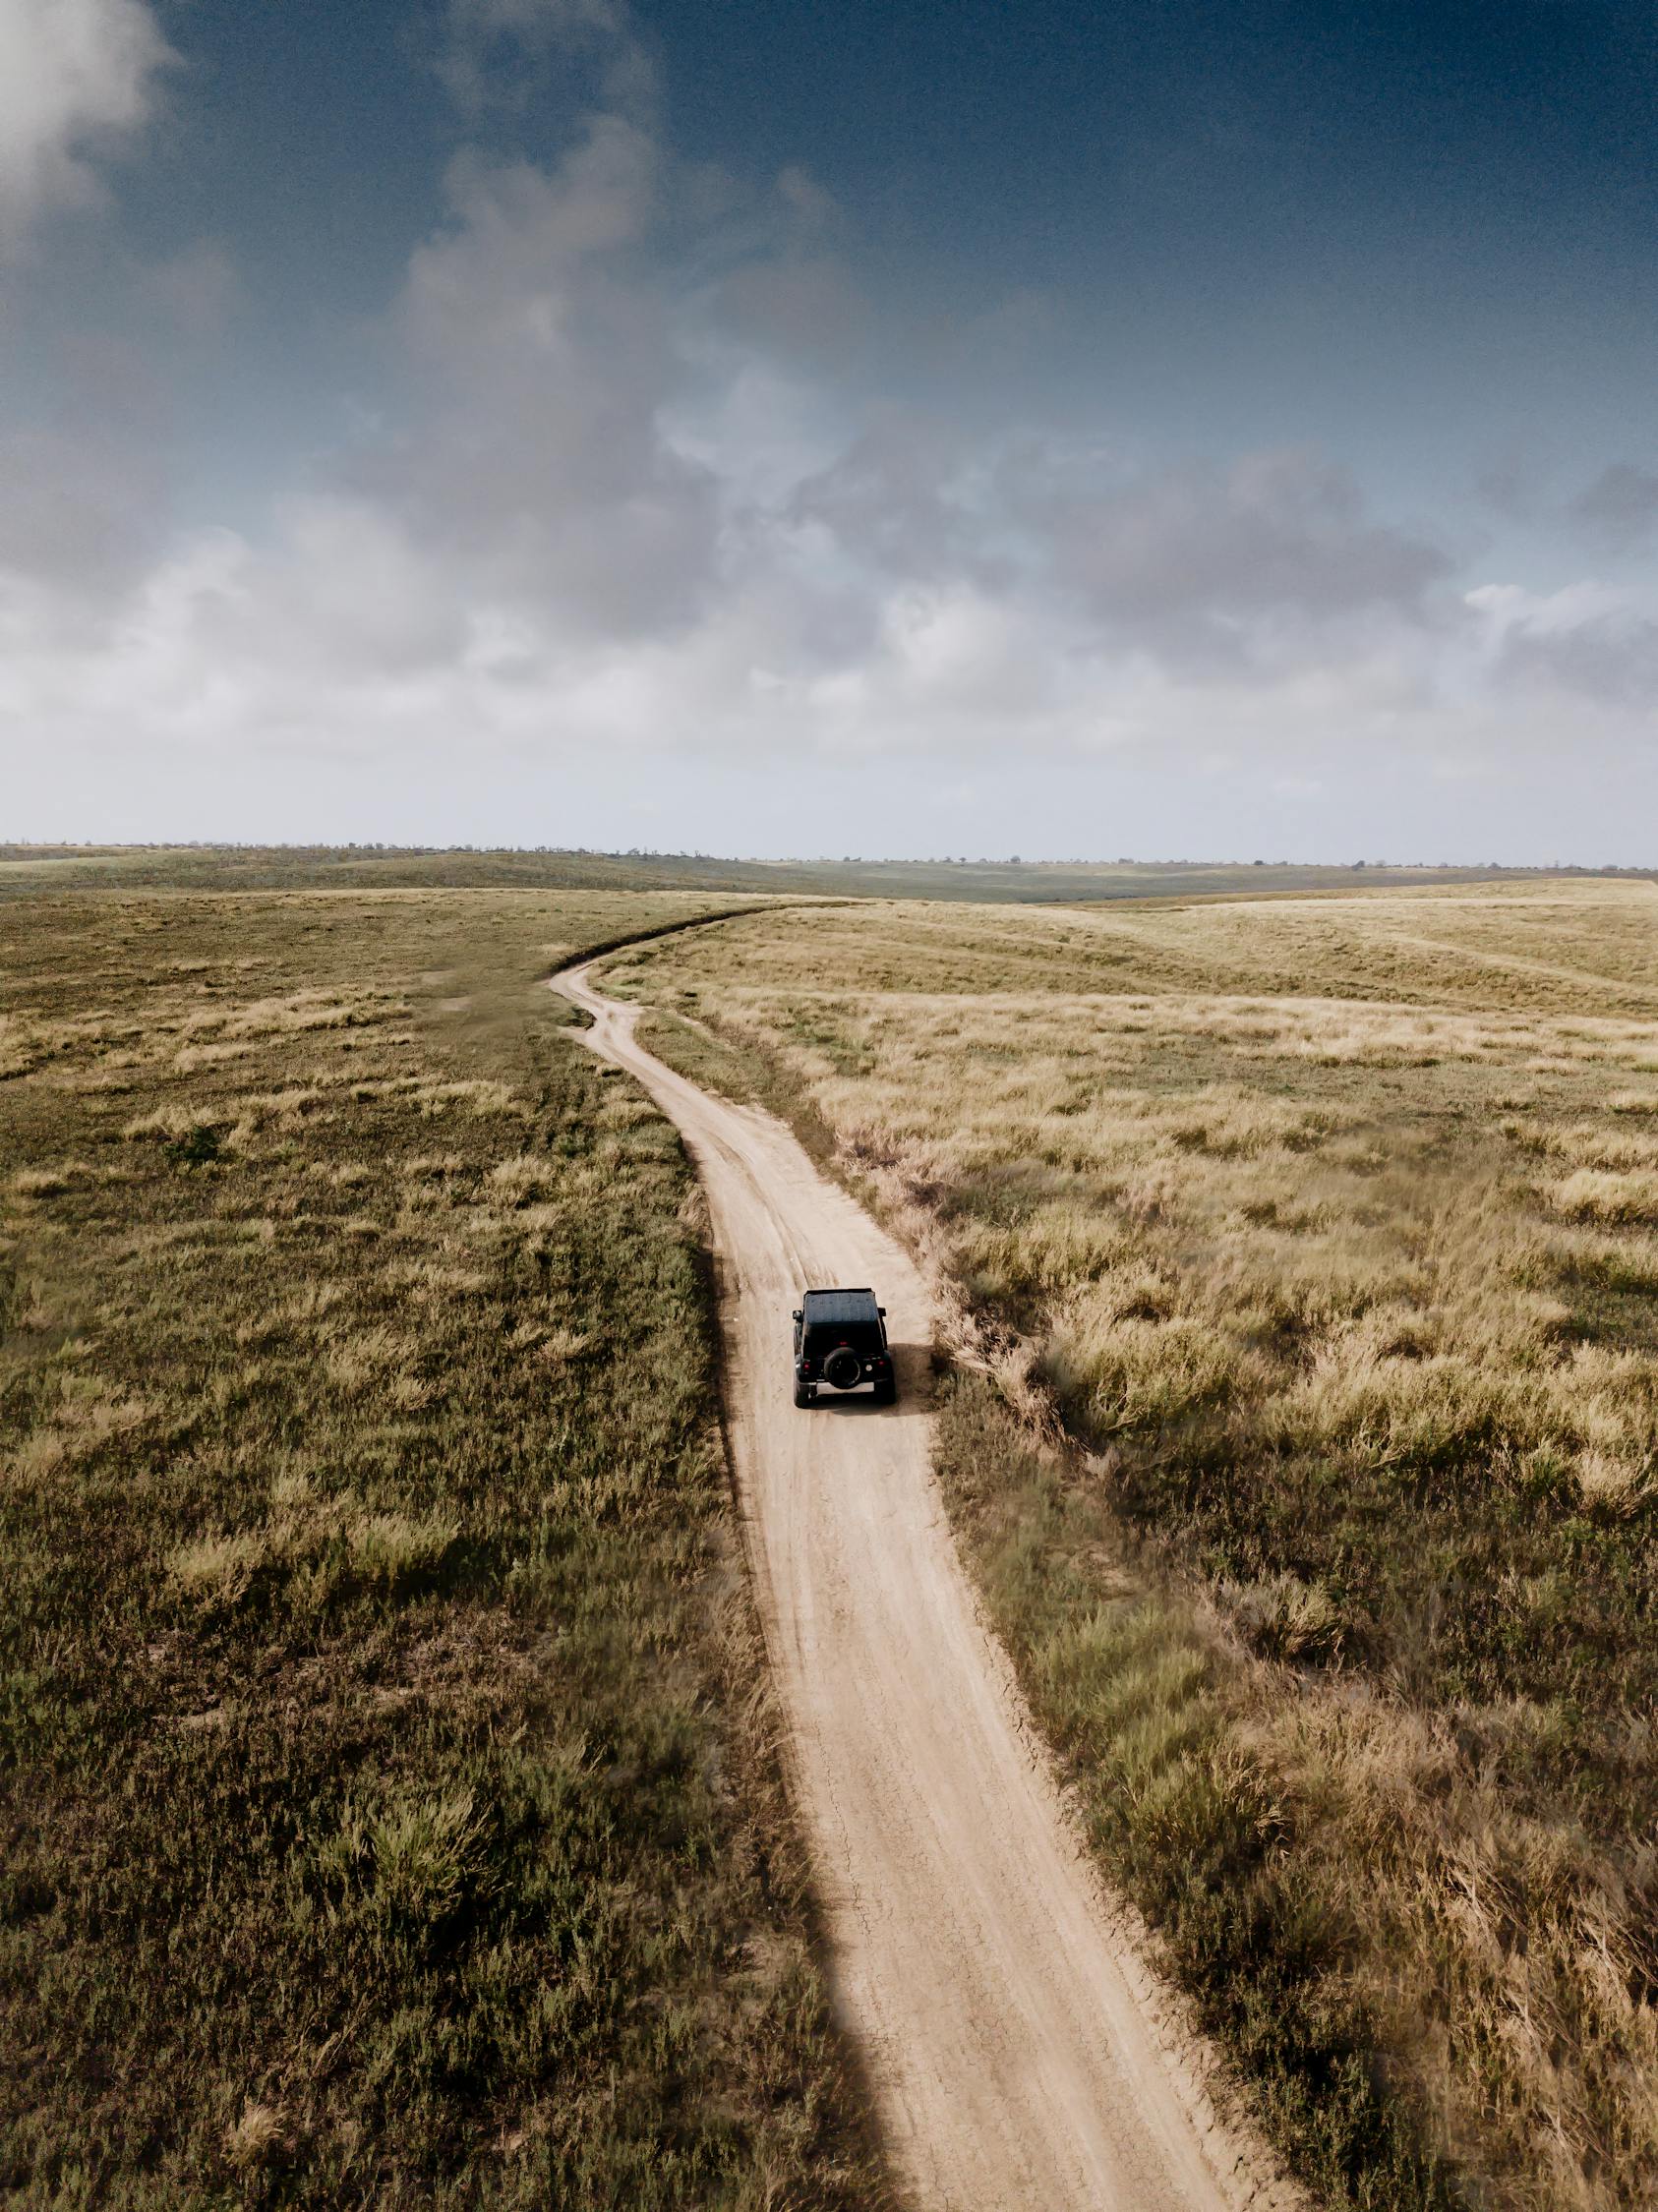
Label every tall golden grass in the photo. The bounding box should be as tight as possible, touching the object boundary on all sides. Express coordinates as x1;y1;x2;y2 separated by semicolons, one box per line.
625;878;1658;2208
0;887;877;2207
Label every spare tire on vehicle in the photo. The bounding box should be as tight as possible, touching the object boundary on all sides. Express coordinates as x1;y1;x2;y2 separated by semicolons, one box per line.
823;1346;863;1391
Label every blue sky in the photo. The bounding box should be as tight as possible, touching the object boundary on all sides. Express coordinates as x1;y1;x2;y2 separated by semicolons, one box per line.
2;0;1655;859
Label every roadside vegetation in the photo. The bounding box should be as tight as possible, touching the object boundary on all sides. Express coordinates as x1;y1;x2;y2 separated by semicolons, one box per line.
620;879;1658;2211
0;888;877;2207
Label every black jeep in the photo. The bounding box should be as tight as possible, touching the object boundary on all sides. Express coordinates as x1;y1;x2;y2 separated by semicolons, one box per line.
792;1287;895;1408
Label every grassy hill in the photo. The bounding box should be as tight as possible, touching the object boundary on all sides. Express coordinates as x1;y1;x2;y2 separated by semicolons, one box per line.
0;841;1594;904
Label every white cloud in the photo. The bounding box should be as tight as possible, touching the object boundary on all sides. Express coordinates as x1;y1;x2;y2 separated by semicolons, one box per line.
0;0;172;248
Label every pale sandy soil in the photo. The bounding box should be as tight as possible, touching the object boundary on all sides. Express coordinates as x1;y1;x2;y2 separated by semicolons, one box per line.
556;959;1300;2212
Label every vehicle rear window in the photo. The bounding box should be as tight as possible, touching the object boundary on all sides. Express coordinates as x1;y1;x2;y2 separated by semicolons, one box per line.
803;1319;880;1353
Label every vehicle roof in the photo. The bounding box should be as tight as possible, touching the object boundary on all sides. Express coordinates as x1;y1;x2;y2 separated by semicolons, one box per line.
800;1286;880;1325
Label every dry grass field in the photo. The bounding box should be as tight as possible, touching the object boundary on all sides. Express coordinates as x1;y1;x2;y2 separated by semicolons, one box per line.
617;880;1658;2211
0;889;876;2208
0;841;1566;905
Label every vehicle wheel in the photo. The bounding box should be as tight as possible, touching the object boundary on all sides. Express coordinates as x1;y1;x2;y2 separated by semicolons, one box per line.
873;1376;896;1406
794;1382;815;1409
823;1347;862;1391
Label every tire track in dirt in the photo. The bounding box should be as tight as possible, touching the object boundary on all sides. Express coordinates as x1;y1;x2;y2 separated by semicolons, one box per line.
555;957;1294;2212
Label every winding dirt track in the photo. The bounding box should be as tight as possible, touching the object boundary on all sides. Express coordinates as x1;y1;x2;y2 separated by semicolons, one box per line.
556;960;1274;2212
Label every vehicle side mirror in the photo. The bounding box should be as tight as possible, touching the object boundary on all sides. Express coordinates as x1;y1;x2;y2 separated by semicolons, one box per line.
877;1307;886;1316
792;1310;801;1323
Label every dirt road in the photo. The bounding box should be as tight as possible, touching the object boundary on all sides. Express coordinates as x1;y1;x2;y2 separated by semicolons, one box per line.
556;960;1281;2212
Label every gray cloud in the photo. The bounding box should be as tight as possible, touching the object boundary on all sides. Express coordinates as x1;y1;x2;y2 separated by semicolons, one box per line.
437;0;654;121
1569;462;1658;554
1497;609;1658;707
0;421;164;599
712;250;873;372
0;0;173;250
1025;449;1452;660
787;419;992;582
137;238;242;340
333;119;719;646
1473;444;1544;523
779;434;1458;686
